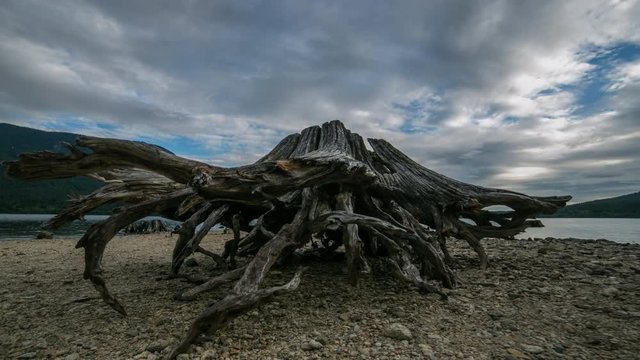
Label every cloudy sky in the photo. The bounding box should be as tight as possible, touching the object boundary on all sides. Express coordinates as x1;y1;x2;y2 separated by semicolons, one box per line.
1;0;639;203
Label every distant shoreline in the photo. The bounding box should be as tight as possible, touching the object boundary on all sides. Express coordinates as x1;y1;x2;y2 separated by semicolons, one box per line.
1;215;638;244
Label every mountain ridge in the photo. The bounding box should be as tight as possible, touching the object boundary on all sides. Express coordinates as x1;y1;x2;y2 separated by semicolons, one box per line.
546;191;640;218
1;122;638;217
0;123;103;214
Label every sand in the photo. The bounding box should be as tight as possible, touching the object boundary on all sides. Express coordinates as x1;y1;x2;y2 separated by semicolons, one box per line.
1;233;639;360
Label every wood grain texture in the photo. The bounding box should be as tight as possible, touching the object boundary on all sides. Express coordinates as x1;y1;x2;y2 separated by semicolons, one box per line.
2;120;570;359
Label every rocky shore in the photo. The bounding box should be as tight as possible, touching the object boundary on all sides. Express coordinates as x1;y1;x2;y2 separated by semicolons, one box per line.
0;233;638;359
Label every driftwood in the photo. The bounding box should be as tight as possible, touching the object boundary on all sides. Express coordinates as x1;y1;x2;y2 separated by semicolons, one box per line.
3;120;570;359
123;219;171;234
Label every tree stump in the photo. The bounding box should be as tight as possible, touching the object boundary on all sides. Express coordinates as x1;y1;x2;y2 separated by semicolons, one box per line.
2;120;570;359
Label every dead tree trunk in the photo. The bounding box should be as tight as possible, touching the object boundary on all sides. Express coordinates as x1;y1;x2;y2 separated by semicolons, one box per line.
3;120;570;359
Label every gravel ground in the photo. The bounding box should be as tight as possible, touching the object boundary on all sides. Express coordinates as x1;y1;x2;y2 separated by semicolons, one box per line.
0;233;639;360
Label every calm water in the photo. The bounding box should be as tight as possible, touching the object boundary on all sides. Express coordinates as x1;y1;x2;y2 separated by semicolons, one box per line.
0;214;638;243
517;218;639;244
0;214;179;240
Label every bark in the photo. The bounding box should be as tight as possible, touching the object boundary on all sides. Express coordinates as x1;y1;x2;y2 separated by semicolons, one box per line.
2;120;570;359
123;219;171;234
171;204;229;274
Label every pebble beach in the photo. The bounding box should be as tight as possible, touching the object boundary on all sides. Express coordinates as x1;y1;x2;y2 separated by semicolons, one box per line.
1;233;639;360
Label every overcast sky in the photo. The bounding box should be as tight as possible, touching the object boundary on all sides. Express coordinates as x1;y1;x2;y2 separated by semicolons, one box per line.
1;0;639;203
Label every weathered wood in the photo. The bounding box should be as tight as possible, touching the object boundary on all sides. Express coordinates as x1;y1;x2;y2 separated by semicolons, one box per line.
5;138;210;184
167;190;314;358
335;190;370;285
170;203;214;275
167;269;303;359
76;188;193;315
171;204;229;274
45;169;187;230
123;219;171;234
224;213;242;267
2;119;571;359
174;266;247;301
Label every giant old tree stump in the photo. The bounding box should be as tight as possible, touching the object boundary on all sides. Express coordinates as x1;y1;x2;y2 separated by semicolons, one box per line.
3;120;570;359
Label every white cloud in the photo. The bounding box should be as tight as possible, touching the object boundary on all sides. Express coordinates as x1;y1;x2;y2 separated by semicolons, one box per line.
0;0;639;201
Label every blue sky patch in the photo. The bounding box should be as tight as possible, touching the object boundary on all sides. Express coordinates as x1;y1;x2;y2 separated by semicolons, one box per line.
134;135;215;160
393;98;448;134
502;116;519;125
571;42;640;117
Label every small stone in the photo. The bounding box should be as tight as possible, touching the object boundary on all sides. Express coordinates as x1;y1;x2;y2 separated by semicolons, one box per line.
35;231;53;239
134;351;151;359
601;286;620;297
155;317;170;326
185;258;198;267
17;352;37;359
83;339;97;351
552;344;565;354
506;348;527;359
418;343;436;359
201;350;217;359
35;339;48;349
146;340;169;353
301;339;323;351
386;306;406;318
487;310;505;320
176;354;190;360
382;323;413;340
521;344;544;354
589;267;608;276
499;318;518;331
64;353;81;360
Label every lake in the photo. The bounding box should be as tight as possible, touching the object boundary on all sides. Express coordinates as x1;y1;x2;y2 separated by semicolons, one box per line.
515;218;639;244
0;214;638;244
0;214;179;240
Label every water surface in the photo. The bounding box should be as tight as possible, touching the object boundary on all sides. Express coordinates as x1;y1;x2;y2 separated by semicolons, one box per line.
517;218;639;244
0;214;178;240
0;214;638;244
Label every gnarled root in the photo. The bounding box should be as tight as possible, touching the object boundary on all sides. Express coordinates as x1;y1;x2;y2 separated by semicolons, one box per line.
2;120;571;358
166;269;303;360
77;188;193;314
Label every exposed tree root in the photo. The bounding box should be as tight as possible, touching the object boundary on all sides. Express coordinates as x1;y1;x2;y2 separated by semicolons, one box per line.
2;120;570;358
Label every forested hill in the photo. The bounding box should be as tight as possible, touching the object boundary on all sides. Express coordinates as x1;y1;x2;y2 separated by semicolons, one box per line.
549;192;640;218
1;123;638;218
0;123;103;214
